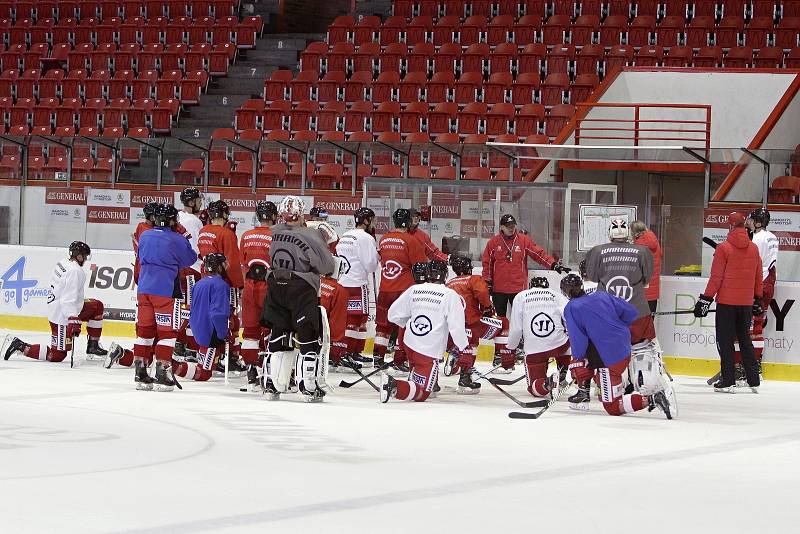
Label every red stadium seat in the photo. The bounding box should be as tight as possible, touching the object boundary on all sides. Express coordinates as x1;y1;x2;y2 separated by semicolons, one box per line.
725;46;754;67
484;71;512;104
694;46;724;67
428;102;458;134
427;71;456;103
753;46;784;67
455;71;483;103
717;16;745;48
512;71;541;106
607;45;635;72
545;104;576;138
656;16;686;47
516;103;545;137
571;73;599;104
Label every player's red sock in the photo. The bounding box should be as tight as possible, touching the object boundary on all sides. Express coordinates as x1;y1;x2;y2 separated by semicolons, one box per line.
172;361;212;381
23;344;48;361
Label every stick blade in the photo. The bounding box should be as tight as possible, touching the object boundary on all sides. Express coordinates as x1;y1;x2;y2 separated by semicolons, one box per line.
509;411;542;419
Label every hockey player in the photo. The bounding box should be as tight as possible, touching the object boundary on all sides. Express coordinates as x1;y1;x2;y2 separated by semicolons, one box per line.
409;208;449;261
320;274;349;369
4;241;109;363
172;253;232;382
631;221;663;313
178;187;204;272
260;196;338;402
507;276;570;398
132;202;159;284
380;260;468;403
238;200;277;389
307;206;339;253
335;207;380;367
444;254;509;394
585;218;654;345
560;274;675;419
482;214;568;317
747;208;778;370
134;204;198;391
375;208;429;372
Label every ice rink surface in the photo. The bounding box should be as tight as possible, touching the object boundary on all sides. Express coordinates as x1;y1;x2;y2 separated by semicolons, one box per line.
1;330;798;534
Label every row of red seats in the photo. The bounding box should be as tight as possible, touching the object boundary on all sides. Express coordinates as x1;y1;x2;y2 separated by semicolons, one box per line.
0;42;234;77
0;68;209;103
235;99;576;139
0;1;239;21
389;1;800;20
325;12;800;48
0;16;260;49
0;96;180;133
0;153;118;180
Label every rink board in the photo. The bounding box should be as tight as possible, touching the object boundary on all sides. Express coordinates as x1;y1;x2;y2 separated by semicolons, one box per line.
2;244;799;380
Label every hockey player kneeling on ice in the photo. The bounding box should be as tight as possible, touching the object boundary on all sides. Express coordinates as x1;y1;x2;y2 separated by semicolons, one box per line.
506;276;570;398
4;241;109;364
167;253;232;382
380;261;469;403
560;274;675;419
259;196;339;402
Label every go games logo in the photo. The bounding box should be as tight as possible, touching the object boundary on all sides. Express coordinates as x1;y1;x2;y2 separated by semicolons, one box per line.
1;257;47;309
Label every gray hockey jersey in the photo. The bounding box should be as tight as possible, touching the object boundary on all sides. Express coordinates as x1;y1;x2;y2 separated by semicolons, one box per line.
585;242;653;318
269;223;336;293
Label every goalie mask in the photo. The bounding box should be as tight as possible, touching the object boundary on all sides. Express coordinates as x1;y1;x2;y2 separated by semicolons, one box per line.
280;195;306;223
608;218;629;241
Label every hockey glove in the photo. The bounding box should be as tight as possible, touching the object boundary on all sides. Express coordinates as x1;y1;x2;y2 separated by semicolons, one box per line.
752;297;763;317
569;359;592;383
694;295;713;318
66;316;82;338
481;306;497;318
551;260;571;274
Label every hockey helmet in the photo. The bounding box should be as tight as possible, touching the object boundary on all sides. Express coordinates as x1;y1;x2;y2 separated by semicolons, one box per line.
143;201;159;221
449;254;472;276
560;273;585;300
180;187;201;205
748;207;770;228
69;240;91;261
427;260;448;284
279;195;305;223
207;200;230;221
354;207;375;226
608;218;629;241
203;252;227;275
256;200;278;222
153;203;179;227
392;208;412;229
412;262;428;283
309;206;329;220
529;276;549;289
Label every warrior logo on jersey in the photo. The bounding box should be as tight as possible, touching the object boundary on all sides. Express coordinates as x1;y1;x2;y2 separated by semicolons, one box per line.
272;250;296;271
382;260;403;280
336;254;351;274
606;275;634;301
410;314;433;336
530;312;555;338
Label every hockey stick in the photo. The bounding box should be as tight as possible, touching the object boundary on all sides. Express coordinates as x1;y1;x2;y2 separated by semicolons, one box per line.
509;374;574;420
337;363;390;388
707;371;721;385
488;374;526;386
653;309;716;316
703;237;718;249
70;339;76;369
475;371;549;409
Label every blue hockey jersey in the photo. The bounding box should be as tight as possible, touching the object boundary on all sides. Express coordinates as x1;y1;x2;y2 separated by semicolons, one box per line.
138;227;198;297
563;290;638;366
189;274;231;347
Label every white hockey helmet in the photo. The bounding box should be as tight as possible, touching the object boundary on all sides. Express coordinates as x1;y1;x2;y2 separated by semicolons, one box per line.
608;218;629;241
279;195;305;223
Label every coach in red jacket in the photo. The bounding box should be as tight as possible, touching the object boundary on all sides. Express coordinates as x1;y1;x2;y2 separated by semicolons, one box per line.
632;221;663;313
694;212;763;391
481;214;568;316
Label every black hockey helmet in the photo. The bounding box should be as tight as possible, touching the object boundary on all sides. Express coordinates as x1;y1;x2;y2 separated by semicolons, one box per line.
203;252;227;275
748;207;770;228
392;208;412;229
529;276;549;289
180;187;201;205
256;200;278;221
310;206;329;220
143;201;159;220
427;260;448;284
579;259;588;278
69;240;91;260
412;262;428;283
207;200;230;221
449;254;472;276
354;207;375;226
560;273;585;300
153;203;179;227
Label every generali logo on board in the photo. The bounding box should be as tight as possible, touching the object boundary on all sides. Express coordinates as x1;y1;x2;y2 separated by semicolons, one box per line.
45;188;87;205
130;191;173;207
220;193;259;210
87;206;130;225
317;198;362;215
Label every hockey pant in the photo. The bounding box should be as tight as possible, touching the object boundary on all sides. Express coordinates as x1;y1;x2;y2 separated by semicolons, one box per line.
749;267;775;362
524;341;570;397
135;293;179;363
375;290;407;364
241;278;269;366
20;300;104;362
630;314;656;345
392;349;439;402
591;358;649;416
172;342;224;382
343;284;369;356
175;268;202;351
491;317;514;369
448;317;508;374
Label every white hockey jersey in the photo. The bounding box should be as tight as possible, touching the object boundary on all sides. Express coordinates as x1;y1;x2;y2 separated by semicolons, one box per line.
752;229;778;280
47;258;87;325
178;210;204;271
388;282;468;359
306;220;339;247
507;288;569;355
335;228;380;288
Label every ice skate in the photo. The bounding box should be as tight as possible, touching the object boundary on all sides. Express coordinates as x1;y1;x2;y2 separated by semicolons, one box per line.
300;383;325;403
558;366;569;388
443;349;459;376
184;349;199;363
172;341;187;362
456;369;481;395
153;361;180;392
492;355;513;374
340;353;363;372
430;382;441;398
350;353;373;367
379;373;396;403
3;336;28;361
661;381;679;418
649;390;674;420
104;342;124;369
750;386;759;394
388;360;410;377
240;364;261;392
713;381;736;393
134;359;154;391
734;363;747;387
568;385;590;411
372;355;384;369
86;339;108;359
262;377;280;401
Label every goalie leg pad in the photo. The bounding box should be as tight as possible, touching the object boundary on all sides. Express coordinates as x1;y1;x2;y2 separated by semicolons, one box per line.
629;340;666;395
